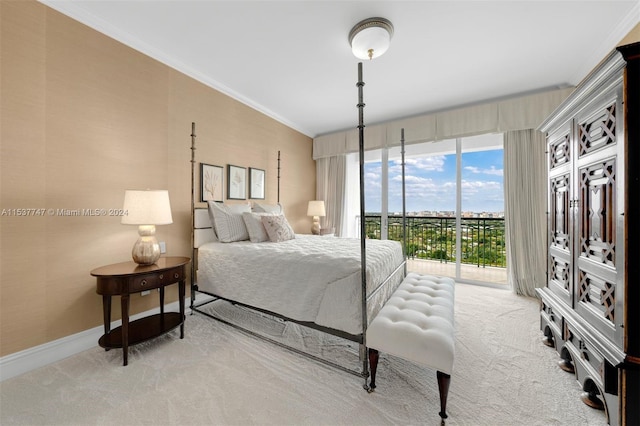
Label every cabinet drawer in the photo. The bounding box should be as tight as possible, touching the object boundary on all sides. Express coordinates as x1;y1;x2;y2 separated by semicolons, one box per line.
565;321;605;385
541;300;563;336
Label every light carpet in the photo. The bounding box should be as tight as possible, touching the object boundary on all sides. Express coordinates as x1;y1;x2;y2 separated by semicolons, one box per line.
0;283;607;425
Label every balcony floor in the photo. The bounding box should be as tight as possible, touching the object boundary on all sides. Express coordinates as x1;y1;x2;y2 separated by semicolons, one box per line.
407;258;508;285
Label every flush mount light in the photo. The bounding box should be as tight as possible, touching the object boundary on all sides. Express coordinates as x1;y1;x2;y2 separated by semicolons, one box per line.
348;17;394;60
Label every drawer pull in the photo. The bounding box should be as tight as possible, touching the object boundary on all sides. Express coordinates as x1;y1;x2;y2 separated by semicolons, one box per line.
159;274;164;280
140;279;147;286
174;273;179;279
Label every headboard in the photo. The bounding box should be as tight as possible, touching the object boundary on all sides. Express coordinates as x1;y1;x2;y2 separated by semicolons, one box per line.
194;207;215;248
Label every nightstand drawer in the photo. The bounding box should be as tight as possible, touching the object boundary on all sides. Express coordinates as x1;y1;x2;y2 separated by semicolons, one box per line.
130;273;159;292
161;266;184;283
129;266;184;293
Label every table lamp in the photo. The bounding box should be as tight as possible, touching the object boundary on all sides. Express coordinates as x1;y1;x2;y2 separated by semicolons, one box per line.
307;200;326;235
121;189;173;265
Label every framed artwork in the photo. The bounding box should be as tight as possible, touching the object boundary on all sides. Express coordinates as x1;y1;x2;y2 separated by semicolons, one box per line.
227;164;246;200
249;167;265;199
200;163;223;202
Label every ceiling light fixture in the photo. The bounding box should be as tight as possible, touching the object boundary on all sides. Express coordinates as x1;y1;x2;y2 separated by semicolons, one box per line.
348;17;394;60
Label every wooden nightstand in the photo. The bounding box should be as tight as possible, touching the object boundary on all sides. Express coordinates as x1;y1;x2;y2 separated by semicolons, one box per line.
90;256;190;366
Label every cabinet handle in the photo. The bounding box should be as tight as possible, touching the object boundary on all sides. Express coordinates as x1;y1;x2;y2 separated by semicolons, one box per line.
141;279;147;286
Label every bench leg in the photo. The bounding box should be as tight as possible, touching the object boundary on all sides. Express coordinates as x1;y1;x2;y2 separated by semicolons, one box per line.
368;348;379;391
437;371;451;419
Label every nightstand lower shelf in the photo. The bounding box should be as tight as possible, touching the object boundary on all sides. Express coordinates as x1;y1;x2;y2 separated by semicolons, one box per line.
98;312;183;348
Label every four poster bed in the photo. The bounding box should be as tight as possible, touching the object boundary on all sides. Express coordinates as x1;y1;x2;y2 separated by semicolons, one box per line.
189;63;409;381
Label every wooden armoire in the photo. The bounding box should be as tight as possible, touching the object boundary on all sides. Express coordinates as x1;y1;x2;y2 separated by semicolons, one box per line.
537;42;640;425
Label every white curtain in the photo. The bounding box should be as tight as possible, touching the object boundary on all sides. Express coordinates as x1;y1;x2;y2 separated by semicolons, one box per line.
316;155;347;236
503;129;548;297
343;153;360;237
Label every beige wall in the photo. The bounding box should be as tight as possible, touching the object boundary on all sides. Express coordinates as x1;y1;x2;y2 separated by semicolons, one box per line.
0;1;315;357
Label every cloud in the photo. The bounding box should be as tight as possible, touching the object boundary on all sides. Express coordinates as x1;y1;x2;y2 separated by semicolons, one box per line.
390;156;446;174
365;152;504;212
464;165;503;176
461;180;502;190
395;175;430;184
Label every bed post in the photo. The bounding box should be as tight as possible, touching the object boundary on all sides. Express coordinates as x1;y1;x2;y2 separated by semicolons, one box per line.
401;128;407;275
190;122;197;308
356;62;370;388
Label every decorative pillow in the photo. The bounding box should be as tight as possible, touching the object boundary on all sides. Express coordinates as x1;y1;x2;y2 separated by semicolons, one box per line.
252;202;283;214
242;212;273;243
261;214;296;242
206;201;221;241
209;202;250;243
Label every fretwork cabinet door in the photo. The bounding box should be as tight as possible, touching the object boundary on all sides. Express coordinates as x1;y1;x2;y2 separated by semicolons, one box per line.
573;87;625;348
547;123;574;309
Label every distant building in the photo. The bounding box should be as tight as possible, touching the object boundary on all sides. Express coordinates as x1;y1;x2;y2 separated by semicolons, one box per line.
377;210;505;218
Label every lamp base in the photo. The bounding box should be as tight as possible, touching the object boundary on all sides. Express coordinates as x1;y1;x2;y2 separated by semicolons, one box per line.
132;225;160;265
311;217;321;235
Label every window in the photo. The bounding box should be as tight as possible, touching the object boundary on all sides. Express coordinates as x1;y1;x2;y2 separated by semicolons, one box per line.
353;133;506;285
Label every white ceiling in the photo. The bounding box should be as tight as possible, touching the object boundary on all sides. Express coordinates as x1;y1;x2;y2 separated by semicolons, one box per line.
40;1;639;138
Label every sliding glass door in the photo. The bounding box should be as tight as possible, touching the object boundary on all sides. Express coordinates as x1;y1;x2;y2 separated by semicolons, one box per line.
358;133;506;286
459;134;506;284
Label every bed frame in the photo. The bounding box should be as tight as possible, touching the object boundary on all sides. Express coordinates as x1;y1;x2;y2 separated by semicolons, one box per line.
189;63;408;388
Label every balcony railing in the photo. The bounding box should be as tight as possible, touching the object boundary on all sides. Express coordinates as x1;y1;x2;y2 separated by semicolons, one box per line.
361;214;506;268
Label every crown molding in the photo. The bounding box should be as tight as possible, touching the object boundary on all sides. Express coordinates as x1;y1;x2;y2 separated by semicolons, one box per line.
569;2;640;85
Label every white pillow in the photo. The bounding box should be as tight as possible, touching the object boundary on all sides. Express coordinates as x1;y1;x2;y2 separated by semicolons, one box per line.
252;202;283;214
206;201;220;241
242;212;273;243
261;214;296;242
209;202;250;243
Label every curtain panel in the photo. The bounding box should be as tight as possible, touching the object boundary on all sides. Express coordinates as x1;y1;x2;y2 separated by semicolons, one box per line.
315;156;346;236
503;129;548;297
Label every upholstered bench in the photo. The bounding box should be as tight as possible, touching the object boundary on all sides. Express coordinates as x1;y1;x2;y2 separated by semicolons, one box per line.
366;273;455;419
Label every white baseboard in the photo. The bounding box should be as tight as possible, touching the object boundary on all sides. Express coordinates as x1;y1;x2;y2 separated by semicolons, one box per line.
0;299;191;382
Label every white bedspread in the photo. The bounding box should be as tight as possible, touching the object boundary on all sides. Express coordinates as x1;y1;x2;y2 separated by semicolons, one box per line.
197;235;404;335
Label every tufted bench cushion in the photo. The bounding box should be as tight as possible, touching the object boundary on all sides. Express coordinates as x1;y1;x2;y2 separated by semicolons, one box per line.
366;272;455;419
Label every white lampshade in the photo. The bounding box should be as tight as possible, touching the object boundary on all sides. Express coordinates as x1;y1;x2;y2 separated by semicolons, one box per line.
121;189;173;265
348;17;394;60
307;200;326;217
121;190;173;225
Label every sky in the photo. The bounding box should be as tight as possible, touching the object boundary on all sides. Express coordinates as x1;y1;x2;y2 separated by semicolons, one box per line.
364;149;504;214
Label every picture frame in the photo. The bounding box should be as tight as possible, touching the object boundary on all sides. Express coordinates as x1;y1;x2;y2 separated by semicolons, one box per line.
200;163;223;202
249;167;265;200
227;164;246;200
